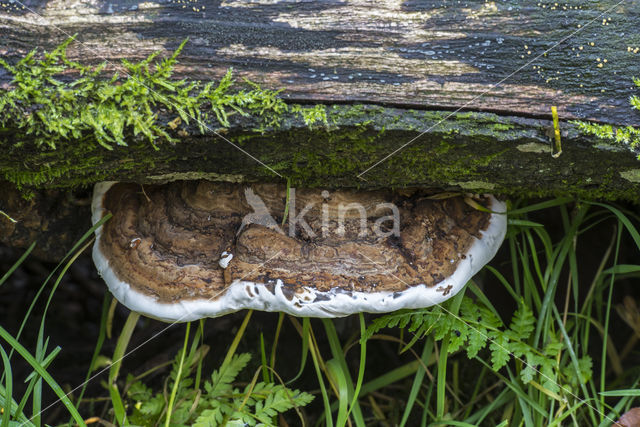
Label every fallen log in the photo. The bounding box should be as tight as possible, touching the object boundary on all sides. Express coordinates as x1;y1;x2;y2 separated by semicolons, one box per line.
1;0;639;258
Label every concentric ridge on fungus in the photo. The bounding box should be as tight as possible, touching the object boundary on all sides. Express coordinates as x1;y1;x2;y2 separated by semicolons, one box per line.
92;181;507;322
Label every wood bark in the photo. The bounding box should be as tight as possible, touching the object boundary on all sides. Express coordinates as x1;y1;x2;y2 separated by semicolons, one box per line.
2;0;638;124
1;0;640;258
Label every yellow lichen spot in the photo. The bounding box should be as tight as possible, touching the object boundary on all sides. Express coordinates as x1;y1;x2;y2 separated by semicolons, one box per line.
597;63;603;68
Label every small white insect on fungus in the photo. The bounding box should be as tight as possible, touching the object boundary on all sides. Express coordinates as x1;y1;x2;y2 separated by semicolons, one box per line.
92;181;507;322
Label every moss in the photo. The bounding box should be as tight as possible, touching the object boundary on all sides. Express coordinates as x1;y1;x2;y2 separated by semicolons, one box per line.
492;123;514;131
572;76;640;158
386;140;505;187
1;40;639;202
0;37;323;192
620;168;640;183
516;142;551;154
289;104;328;129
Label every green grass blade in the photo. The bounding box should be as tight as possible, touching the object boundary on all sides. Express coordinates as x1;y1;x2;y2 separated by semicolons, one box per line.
601;264;640;275
599;223;622;421
400;338;433;427
0;326;85;426
287;317;310;385
463;388;512;425
23;346;60;383
269;312;285;383
0;384;32;426
359;361;420;396
165;322;190;427
508;198;574;216
435;422;485;427
16;347;60;425
326;358;349;427
552;307;597;425
321;319;365;427
599;378;640;426
483;266;518;301
585;202;640;250
32;239;93;425
345;313;366;423
533;205;586;346
599;389;640;396
259;333;269;383
0;242;35;287
436;291;464;420
109;311;140;425
221;310;252;371
307;324;333;427
7;214;111;370
436;335;450;420
0;344;12;427
193;319;205;392
72;294;110;419
507;219;544;227
477;359;546;417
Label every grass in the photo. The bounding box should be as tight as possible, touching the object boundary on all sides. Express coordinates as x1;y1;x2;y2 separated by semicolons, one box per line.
1;197;640;426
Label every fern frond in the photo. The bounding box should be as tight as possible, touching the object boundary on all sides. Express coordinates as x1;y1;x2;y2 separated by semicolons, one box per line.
207;353;251;398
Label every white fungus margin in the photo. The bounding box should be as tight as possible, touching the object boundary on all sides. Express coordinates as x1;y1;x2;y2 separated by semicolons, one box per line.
92;182;507;322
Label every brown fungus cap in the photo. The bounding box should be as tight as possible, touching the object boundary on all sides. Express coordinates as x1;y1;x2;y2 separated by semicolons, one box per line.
92;181;506;321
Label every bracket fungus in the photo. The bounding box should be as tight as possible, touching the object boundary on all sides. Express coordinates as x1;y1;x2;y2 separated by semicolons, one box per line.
92;181;507;322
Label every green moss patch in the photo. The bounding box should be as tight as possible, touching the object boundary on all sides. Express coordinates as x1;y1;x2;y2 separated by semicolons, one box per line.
2;39;640;202
0;37;326;193
572;77;640;158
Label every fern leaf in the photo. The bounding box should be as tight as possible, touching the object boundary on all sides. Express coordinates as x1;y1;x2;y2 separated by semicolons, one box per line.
520;352;537;384
539;357;560;393
447;318;469;354
193;408;224;427
126;377;152;401
138;393;164;417
466;325;487;359
509;301;535;340
364;310;416;340
542;337;563;358
489;333;510;371
207;353;251;398
252;386;313;425
562;355;593;386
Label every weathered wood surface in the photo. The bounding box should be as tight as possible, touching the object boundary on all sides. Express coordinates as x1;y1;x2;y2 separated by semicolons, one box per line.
1;0;639;124
2;0;640;258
